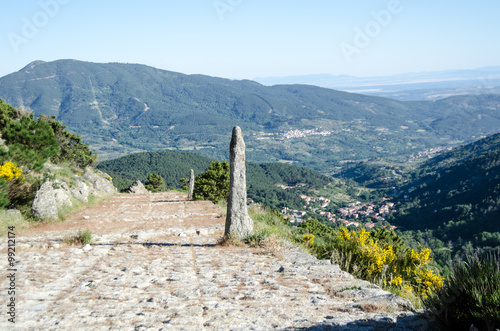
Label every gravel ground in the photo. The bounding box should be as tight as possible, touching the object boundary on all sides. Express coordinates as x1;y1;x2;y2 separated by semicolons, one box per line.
0;192;430;330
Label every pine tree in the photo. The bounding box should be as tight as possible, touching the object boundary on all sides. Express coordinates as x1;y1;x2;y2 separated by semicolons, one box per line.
144;173;166;192
193;161;230;204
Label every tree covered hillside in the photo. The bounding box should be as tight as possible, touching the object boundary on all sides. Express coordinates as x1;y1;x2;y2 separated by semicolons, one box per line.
389;132;500;253
2;60;500;174
97;150;353;211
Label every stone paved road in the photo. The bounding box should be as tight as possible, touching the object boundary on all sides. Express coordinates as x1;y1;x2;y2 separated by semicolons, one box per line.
1;192;430;330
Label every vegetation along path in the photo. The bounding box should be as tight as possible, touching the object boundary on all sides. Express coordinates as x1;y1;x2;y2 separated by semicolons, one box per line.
1;192;430;330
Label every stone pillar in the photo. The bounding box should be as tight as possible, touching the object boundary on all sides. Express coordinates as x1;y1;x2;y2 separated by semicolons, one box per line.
188;169;195;200
225;126;253;238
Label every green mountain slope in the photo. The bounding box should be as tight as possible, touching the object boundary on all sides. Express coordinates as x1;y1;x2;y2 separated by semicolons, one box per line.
2;60;500;173
389;132;500;249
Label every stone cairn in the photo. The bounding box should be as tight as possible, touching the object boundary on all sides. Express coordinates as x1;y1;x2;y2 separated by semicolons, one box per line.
188;169;195;200
225;126;253;238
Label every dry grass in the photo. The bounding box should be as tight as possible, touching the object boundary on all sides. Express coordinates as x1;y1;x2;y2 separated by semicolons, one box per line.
63;229;92;245
216;233;246;248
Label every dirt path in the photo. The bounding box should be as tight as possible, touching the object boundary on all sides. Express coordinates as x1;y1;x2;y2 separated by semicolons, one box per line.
0;192;429;330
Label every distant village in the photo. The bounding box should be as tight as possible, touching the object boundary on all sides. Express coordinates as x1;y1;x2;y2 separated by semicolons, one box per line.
408;146;452;162
253;126;405;230
281;195;397;230
256;128;332;140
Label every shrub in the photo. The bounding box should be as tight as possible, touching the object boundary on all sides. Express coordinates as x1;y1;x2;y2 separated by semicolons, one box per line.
193;161;230;204
2;114;60;170
302;233;315;246
0;178;9;209
0;161;23;181
333;227;443;299
423;250;500;331
77;229;93;245
298;219;443;306
65;229;93;245
144;172;166;192
41;115;97;168
0;161;27;211
0;99;19;130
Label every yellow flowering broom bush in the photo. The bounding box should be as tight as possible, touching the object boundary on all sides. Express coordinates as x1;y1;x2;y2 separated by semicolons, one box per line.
0;161;24;209
302;234;315;247
299;219;443;305
333;226;443;300
0;161;23;181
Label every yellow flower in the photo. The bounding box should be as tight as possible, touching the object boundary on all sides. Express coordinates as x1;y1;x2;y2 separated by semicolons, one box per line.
0;161;23;181
391;275;403;286
302;234;315;246
340;227;351;241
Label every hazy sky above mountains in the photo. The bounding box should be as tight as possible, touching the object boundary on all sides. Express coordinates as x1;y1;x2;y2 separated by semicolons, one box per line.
1;0;499;79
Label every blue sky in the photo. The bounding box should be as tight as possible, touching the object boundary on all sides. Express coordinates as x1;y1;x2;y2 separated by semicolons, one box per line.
1;0;499;79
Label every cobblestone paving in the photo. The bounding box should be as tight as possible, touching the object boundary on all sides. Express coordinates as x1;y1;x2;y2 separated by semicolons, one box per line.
1;192;430;330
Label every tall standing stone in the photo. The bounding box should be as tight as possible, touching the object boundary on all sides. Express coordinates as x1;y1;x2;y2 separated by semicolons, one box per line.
225;126;253;238
188;169;195;200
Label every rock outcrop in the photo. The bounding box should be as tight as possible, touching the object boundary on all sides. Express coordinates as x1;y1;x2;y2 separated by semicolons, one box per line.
31;168;117;220
125;180;150;194
53;181;73;209
32;181;59;219
0;209;24;223
70;180;90;203
225;126;253;238
83;167;117;195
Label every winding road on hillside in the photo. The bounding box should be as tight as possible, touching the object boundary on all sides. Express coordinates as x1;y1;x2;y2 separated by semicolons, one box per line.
1;192;429;330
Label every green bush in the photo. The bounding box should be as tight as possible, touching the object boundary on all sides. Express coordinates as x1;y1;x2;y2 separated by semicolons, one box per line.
42;115;97;168
2;114;60;170
77;229;93;245
0;178;9;209
144;172;166;192
423;251;500;331
193;161;230;204
66;229;93;245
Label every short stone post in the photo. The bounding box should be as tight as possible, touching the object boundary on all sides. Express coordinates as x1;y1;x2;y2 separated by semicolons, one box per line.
225;126;253;238
188;169;195;200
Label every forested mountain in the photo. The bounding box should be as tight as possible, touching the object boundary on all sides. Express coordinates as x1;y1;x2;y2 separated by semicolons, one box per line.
97;150;348;211
2;60;500;174
389;132;500;254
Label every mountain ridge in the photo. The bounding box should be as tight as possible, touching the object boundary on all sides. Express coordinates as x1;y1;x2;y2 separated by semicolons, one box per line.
1;59;500;174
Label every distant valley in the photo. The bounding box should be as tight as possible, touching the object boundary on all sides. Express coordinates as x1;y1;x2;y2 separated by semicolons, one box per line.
1;60;500;175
